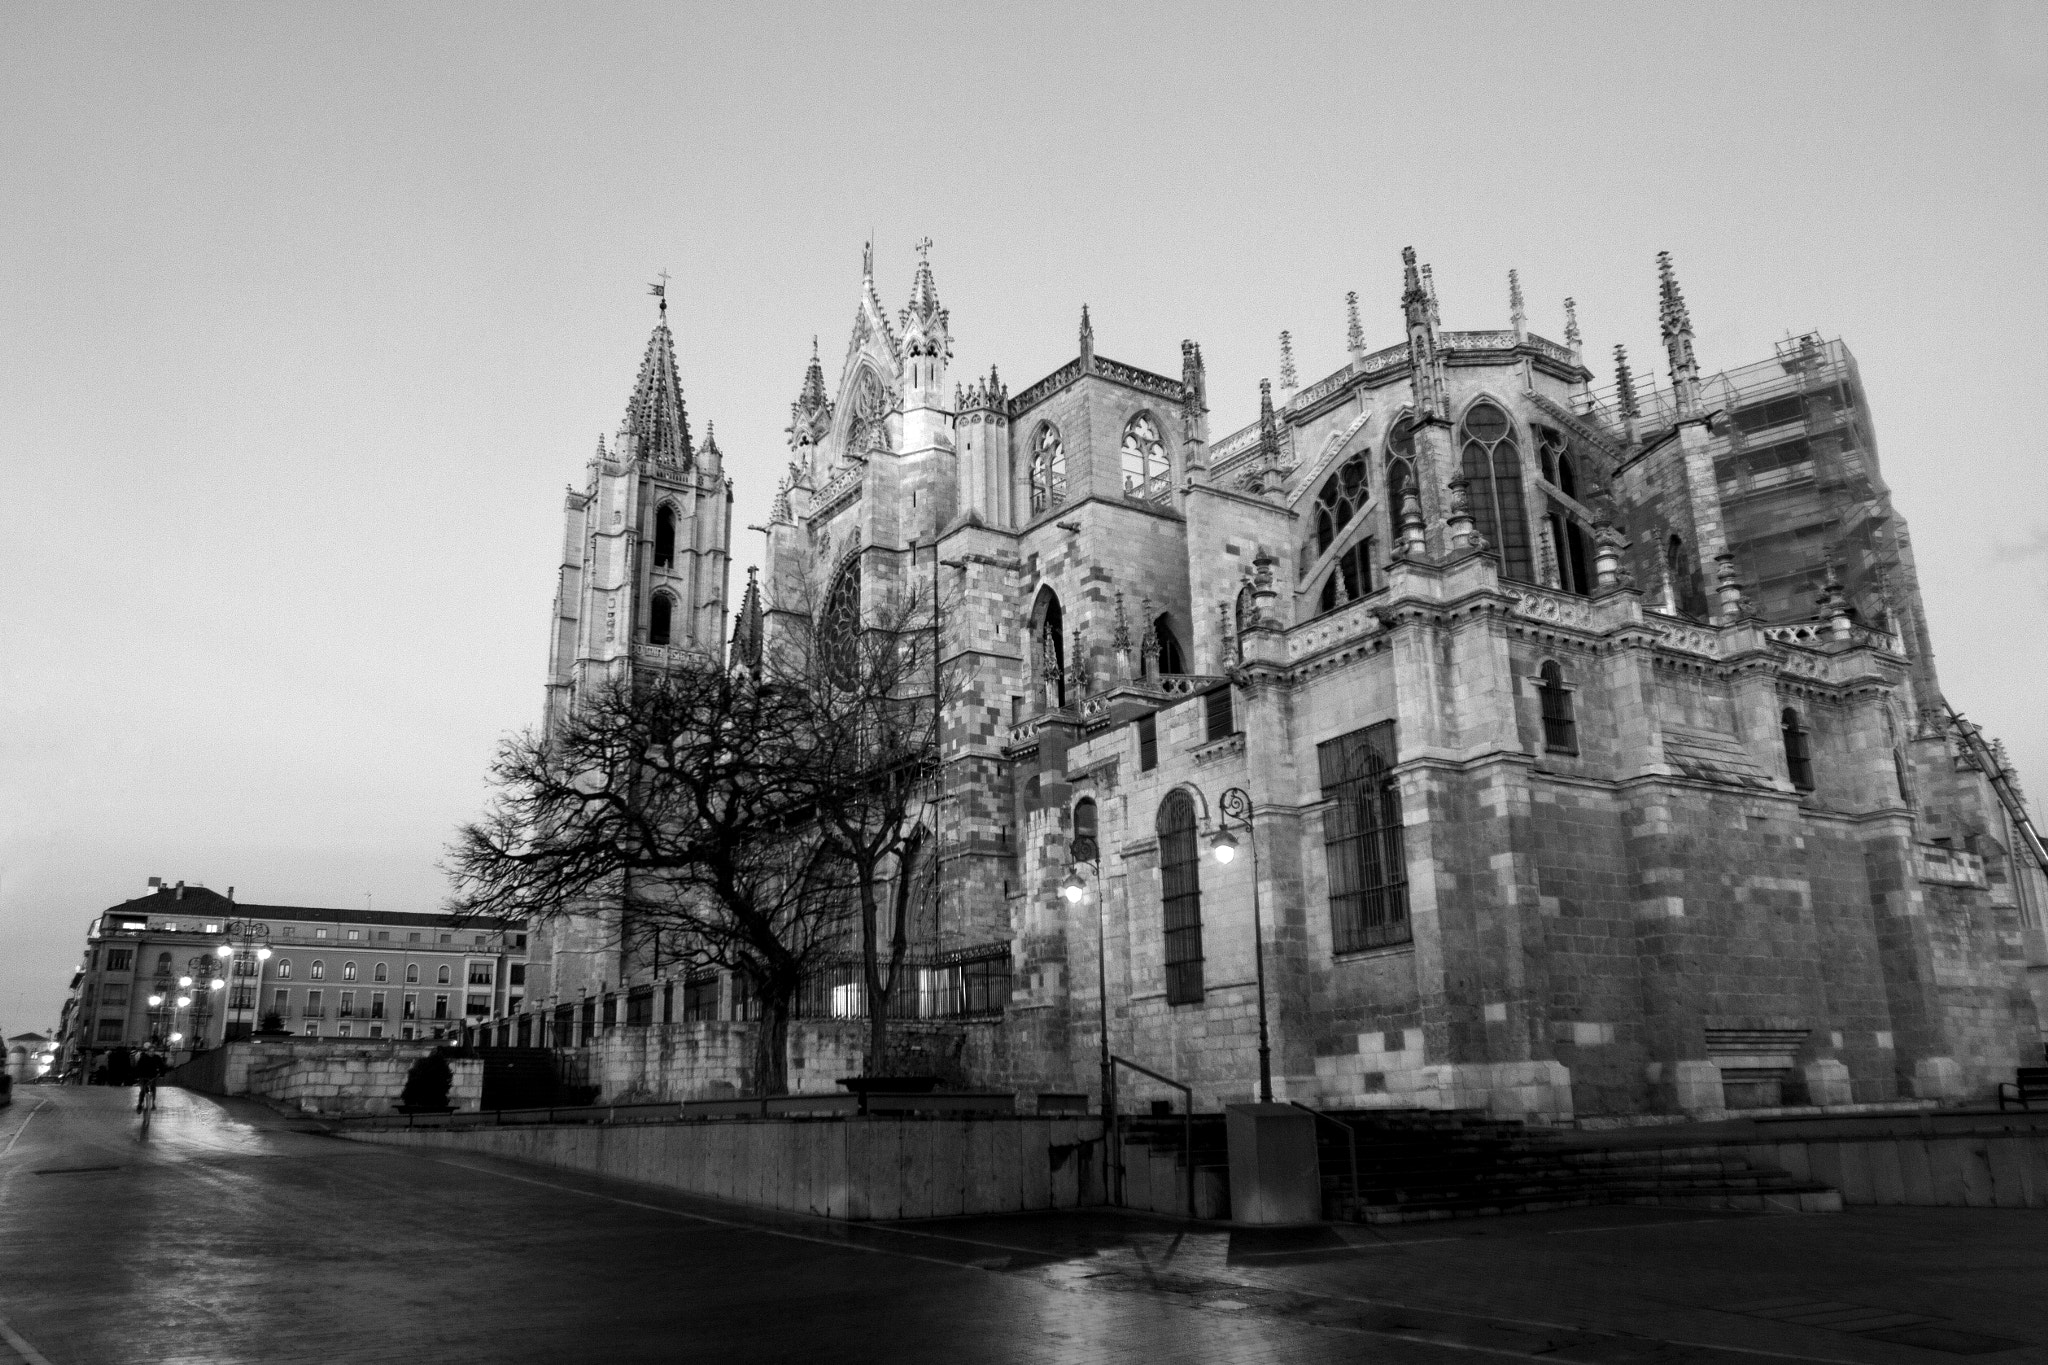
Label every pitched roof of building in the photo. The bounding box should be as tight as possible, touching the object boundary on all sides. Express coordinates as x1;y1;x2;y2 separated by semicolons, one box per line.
102;886;519;931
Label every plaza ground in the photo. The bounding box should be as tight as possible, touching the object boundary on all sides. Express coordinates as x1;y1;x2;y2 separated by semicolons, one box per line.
0;1086;2043;1364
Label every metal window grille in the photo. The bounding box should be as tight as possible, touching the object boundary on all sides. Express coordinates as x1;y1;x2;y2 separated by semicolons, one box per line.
1318;721;1411;953
1137;713;1157;771
553;1002;573;1046
578;997;595;1042
600;994;617;1027
1158;792;1205;1005
787;946;1012;1021
661;982;673;1024
682;973;719;1022
1539;664;1577;753
625;986;654;1026
1205;687;1235;743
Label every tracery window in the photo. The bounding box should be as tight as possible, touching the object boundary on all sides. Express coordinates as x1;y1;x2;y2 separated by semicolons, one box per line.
1539;661;1577;754
1158;791;1205;1005
1459;401;1534;581
1120;414;1168;500
654;505;676;569
1318;722;1409;953
1029;424;1067;514
1313;452;1376;614
649;590;675;647
1152;614;1184;676
821;559;861;688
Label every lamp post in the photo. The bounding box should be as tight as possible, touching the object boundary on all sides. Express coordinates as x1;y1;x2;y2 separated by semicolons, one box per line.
219;921;273;1040
1059;840;1109;1119
1212;786;1272;1103
147;954;225;1062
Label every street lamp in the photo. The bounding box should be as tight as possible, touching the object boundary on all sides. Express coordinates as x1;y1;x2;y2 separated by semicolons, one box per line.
1060;839;1111;1125
220;920;273;1040
1213;787;1272;1103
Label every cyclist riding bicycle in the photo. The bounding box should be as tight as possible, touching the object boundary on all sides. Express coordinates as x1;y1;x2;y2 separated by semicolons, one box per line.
134;1050;164;1112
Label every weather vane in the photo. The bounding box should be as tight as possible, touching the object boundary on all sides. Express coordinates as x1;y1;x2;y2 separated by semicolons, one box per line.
649;269;671;310
915;237;933;261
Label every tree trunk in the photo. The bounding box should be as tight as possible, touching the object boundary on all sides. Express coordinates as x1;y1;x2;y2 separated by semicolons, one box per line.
859;876;888;1073
753;989;792;1097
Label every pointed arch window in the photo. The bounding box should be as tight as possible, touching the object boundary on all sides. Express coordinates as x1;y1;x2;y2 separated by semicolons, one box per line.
1120;414;1168;500
1538;661;1577;754
1158;791;1204;1005
1782;708;1815;791
654;505;677;569
821;560;861;689
1319;722;1409;953
649;591;675;647
1029;424;1067;514
1459;401;1534;581
1034;589;1066;708
1152;614;1184;676
1313;450;1376;614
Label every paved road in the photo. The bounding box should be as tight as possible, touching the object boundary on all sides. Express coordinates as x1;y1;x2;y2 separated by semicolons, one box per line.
0;1086;2043;1364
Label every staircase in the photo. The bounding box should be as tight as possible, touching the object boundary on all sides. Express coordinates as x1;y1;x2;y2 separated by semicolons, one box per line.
474;1047;567;1112
1313;1109;1841;1224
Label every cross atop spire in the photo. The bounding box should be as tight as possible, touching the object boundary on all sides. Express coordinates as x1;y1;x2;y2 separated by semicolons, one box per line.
623;301;693;467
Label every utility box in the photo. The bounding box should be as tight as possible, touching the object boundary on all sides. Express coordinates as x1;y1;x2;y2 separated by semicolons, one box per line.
1225;1103;1321;1224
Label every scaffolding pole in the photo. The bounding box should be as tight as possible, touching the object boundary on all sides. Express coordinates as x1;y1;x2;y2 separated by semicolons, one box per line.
1946;703;2048;877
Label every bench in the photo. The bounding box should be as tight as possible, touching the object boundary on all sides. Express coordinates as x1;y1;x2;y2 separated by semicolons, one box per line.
1995;1067;2048;1111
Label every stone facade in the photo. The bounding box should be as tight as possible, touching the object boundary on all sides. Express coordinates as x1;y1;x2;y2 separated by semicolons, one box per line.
530;244;2047;1120
175;1038;483;1116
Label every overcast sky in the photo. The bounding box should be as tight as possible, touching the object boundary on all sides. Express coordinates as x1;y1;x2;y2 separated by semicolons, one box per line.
4;1;2045;1037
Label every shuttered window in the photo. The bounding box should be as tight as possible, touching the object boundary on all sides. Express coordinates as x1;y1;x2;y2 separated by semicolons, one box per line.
1318;722;1410;953
1158;791;1205;1005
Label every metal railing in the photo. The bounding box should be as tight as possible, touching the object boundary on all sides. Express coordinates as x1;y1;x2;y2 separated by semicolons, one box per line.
1110;1055;1193;1216
1289;1100;1359;1211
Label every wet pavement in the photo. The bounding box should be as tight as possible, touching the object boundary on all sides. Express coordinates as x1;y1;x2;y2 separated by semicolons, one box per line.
0;1085;2044;1364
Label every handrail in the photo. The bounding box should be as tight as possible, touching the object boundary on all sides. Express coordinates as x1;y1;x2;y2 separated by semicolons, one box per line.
1110;1055;1194;1217
1289;1100;1359;1213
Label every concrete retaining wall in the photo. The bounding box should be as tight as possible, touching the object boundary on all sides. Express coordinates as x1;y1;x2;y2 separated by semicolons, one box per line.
174;1039;483;1116
1726;1130;2048;1209
344;1115;1106;1220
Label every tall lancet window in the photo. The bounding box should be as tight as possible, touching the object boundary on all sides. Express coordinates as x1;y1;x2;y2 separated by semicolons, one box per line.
649;591;675;647
1157;791;1205;1006
654;505;676;570
1459;401;1534;581
821;559;861;689
1120;414;1167;500
1030;423;1067;514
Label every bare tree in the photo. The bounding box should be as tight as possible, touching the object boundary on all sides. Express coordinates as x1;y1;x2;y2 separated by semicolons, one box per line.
446;663;848;1095
768;550;955;1072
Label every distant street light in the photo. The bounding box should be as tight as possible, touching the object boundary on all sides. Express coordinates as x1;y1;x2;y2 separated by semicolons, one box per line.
1213;787;1272;1103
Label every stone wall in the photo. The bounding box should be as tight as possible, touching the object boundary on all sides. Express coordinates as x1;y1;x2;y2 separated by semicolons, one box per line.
344;1115;1107;1220
172;1038;482;1116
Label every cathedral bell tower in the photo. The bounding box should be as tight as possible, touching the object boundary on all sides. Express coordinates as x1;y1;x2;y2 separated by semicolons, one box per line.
544;284;734;735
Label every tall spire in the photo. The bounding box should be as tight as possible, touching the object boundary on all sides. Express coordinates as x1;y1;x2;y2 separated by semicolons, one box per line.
1078;303;1094;367
786;336;832;453
1401;246;1446;418
1257;377;1282;477
729;566;763;675
1180;339;1208;445
1278;331;1298;392
1657;251;1701;417
623;294;693;467
1509;269;1527;340
1345;290;1365;361
900;236;949;353
1563;297;1582;356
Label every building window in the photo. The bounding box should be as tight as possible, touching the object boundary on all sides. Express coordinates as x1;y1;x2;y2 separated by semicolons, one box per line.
97;1019;125;1042
106;949;132;971
310;960;325;981
1782;708;1815;791
466;994;490;1018
1158;791;1205;1005
409;932;422;944
1029;423;1066;513
1152;614;1184;676
433;994;450;1021
509;964;525;986
1120;414;1168;499
405;964;419;983
468;963;493;986
1538;662;1577;754
346;929;360;941
155;952;172;974
654;504;676;569
402;993;417;1021
305;990;322;1016
683;974;719;1022
370;992;386;1020
1459;401;1534;581
474;934;486;947
821;558;861;689
649;590;675;646
579;997;596;1044
315;928;328;939
1205;686;1235;742
1318;538;1376;615
277;959;292;980
626;986;654;1027
338;991;355;1018
273;988;289;1016
1072;797;1098;861
342;961;357;982
372;963;388;982
602;994;618;1028
1136;713;1158;772
437;965;451;985
440;933;452;944
376;930;389;942
1312;452;1376;614
303;1022;319;1037
281;926;294;937
369;1024;383;1039
101;983;129;1007
1319;721;1410;953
